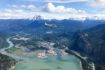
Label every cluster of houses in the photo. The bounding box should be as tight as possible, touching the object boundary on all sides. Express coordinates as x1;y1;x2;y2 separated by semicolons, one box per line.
36;41;68;59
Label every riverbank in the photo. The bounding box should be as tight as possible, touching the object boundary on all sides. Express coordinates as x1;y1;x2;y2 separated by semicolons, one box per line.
65;49;95;70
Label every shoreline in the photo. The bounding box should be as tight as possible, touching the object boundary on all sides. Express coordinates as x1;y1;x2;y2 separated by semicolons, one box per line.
65;49;95;70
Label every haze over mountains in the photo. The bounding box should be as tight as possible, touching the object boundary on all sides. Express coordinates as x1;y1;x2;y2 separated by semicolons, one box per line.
0;18;105;70
0;15;105;31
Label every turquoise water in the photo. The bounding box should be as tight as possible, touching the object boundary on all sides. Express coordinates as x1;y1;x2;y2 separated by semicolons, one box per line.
14;55;82;70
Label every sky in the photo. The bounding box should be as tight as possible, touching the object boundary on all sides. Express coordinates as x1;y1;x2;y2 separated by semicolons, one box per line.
0;0;105;20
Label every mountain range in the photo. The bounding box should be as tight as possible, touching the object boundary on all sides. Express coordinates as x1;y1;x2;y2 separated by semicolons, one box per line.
0;19;105;70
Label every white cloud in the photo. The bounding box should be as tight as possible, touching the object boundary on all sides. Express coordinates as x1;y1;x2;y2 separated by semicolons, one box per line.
87;14;105;20
11;3;86;15
43;0;88;3
12;4;36;10
44;3;86;14
4;9;23;13
0;3;105;20
1;9;105;20
20;0;88;3
90;0;105;7
0;9;30;19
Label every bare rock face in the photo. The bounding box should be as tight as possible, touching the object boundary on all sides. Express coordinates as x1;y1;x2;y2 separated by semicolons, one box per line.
71;32;92;55
70;24;105;70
